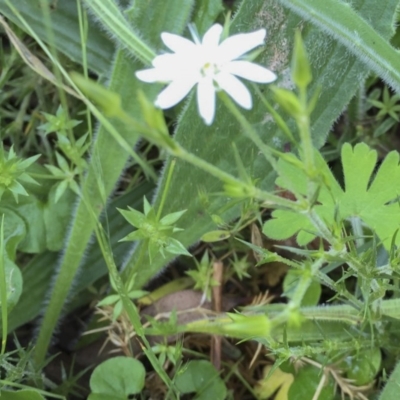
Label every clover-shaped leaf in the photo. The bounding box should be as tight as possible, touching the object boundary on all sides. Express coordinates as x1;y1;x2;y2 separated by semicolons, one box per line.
263;143;400;250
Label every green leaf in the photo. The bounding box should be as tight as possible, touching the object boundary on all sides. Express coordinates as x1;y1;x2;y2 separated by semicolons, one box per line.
379;360;400;400
288;365;335;400
7;187;75;254
53;180;69;203
12;195;46;253
0;207;26;260
166;238;192;257
192;0;224;35
175;360;227;400
0;390;45;400
201;230;231;243
272;87;303;118
88;394;125;400
283;270;321;307
97;294;119;307
0;257;23;311
263;143;400;250
118;207;146;228
5;181;153;333
159;210;187;226
89;357;146;397
277;0;400;92
292;30;312;89
83;0;156;64
342;347;381;386
70;73;125;119
44;187;76;251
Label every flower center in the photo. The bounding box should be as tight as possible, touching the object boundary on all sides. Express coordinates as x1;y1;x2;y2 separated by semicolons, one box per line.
201;62;219;78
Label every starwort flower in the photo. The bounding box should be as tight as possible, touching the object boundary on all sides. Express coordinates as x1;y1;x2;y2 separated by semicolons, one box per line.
136;24;277;125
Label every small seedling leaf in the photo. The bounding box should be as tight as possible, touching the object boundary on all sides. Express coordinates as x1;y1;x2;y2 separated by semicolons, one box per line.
89;357;146;397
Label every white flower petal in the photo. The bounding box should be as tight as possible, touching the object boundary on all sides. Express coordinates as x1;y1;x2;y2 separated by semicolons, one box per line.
202;24;223;48
161;32;196;53
226;61;277;83
152;53;182;68
216;73;252;109
139;24;272;125
136;68;165;83
197;77;216;125
153;53;200;76
218;29;266;62
155;77;197;109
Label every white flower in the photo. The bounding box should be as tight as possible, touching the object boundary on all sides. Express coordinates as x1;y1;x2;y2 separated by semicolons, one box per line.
136;24;277;125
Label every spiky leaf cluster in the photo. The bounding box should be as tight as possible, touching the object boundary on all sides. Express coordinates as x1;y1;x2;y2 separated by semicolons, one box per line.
0;147;39;202
119;197;191;261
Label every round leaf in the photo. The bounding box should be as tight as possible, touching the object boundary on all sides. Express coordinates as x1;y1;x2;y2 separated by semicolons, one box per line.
90;357;145;397
176;360;227;400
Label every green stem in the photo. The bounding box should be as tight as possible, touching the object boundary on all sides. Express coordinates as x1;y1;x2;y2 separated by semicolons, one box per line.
219;91;280;171
125;239;148;287
156;158;176;220
307;209;341;250
76;0;93;140
296;87;315;177
171;142;296;209
0;216;7;354
252;84;296;144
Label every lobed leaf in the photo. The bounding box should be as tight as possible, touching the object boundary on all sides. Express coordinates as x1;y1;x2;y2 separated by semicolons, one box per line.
263;143;400;250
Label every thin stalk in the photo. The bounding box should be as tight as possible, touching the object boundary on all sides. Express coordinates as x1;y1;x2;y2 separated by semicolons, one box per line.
156;158;176;220
0;216;7;354
76;0;93;140
252;84;296;144
296;86;315;176
36;0;74;144
171;142;296;209
219;91;280;171
125;240;148;287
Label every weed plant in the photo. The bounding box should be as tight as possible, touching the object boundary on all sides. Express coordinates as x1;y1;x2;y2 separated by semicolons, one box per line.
0;1;400;399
